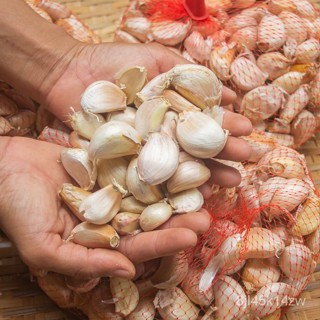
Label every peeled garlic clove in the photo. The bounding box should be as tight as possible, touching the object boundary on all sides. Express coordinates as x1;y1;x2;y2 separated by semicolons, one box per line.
154;287;200;320
120;196;147;213
59;183;91;221
244;227;285;259
139;202;173;231
110;277;139;317
96;157;128;190
60;148;97;190
279;243;316;280
111;212;141;236
114;66;147;104
88;121;141;161
135;97;170;139
176;111;228;159
163;89;200;113
67;221;120;248
79;184;123;224
151;251;188;289
258;14;287;52
122;16;151;42
295;38;320;63
126;297;156;320
137;132;179;185
168;64;222;109
106;106;136;127
80;80;127;113
166;161;211;194
290;194;320;236
69;109;105;140
168;188;204;214
126;157;164;204
213;275;247;320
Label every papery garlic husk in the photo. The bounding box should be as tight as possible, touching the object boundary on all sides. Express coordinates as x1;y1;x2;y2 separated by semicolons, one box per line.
167;64;222;109
59;183;91;221
209;44;236;81
258;177;310;219
290;193;320;236
139;202;173;231
96;157;128;190
213;275;247;320
60;148;97;190
88;120;141;160
110;277;139;317
106;106;136;128
122;16;151;42
114;66;147;104
256;52;291;81
126;297;156;320
305;228;320;255
65;276;100;293
79;184;123;224
150;19;192;46
160;110;178;141
126;157;164;204
250;282;297;318
240;85;285;123
120;195;147;214
69;109;105;140
295;38;320;63
243;227;285;259
110;212;141;236
80;80;127;113
151;251;188;289
176;111;228;159
231;56;268;91
163;89;200;113
67;221;120;248
137;132;179;185
257;14;287;52
168;188;204;213
279;243;316;279
154;287;200;320
68;131;90;150
202;105;225;127
166;161;211;193
242;259;281;293
135;97;170;139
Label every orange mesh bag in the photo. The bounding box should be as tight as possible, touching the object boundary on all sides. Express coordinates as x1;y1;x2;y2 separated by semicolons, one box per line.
115;0;320;150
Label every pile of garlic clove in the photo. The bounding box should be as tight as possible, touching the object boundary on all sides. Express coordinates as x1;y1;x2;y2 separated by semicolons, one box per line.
59;64;228;249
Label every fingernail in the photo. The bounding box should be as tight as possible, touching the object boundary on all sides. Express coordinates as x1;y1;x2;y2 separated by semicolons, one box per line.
112;269;133;279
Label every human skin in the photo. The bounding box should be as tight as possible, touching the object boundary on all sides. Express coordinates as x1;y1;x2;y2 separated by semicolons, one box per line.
0;0;252;279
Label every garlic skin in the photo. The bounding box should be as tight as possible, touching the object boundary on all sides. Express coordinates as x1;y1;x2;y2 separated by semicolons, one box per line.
107;106;136;128
176;111;228;159
60;148;97;190
88;120;141;161
80;80;127;113
168;188;204;213
139;202;173;231
166;161;211;193
160;110;178;141
79;184;123;224
138;132;179;185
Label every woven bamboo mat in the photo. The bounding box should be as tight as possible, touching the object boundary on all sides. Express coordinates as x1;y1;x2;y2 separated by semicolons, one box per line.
0;0;319;319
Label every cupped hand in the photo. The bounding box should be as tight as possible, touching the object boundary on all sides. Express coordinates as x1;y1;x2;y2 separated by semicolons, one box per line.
0;136;210;279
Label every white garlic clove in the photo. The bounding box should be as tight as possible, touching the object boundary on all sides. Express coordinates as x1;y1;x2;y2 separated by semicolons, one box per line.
120;195;147;213
202;105;225;126
68;131;90;150
160;110;178;141
80;80;127;113
163;89;200;113
60;148;97;190
137;132;179;185
88;120;141;161
111;212;141;236
126;297;156;320
122;16;151;42
168;188;204;213
106;106;136;128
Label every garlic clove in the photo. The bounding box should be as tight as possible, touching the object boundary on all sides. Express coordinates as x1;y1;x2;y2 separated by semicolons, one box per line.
114;66;147;105
120;195;147;213
67;221;120;249
137;132;179;185
126;297;156;320
176;111;228;159
139;202;173;231
122;16;151;42
305;229;320;255
79;184;123;225
80;80;127;113
160;110;178;141
202;105;225;127
111;211;141;236
65;276;100;293
88;120;141;161
168;188;204;213
68;131;90;150
60;148;97;190
106;106;136;128
163;89;200;113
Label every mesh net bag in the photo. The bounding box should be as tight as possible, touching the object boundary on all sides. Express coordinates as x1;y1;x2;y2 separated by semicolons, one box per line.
115;0;320;149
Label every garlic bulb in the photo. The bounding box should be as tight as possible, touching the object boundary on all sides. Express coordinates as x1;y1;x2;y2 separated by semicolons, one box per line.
176;111;228;159
138;132;179;185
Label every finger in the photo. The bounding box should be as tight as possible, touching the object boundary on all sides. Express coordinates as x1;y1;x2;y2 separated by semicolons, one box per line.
157;210;210;235
221;86;237;106
117;228;198;263
216;136;252;162
222;109;253;137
